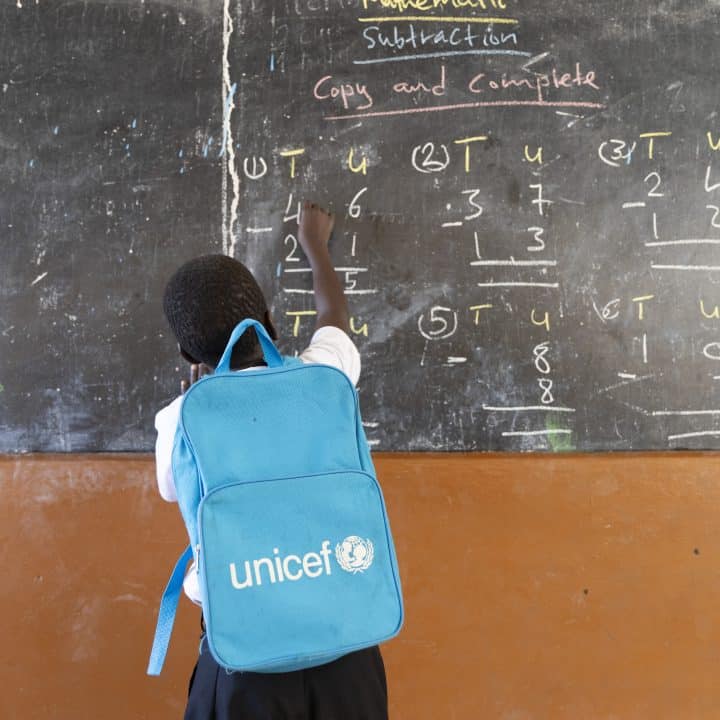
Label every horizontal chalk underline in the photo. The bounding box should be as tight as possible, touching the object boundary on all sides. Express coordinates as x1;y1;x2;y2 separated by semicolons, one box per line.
324;99;606;122
645;239;720;246
651;264;720;271
471;260;557;267
653;410;720;416
284;267;368;273
353;49;532;65
283;288;379;295
502;429;572;437
358;16;520;24
483;405;576;413
477;281;559;288
669;431;720;441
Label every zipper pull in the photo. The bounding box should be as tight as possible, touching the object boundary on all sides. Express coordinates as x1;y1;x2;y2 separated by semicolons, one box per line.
195;544;201;574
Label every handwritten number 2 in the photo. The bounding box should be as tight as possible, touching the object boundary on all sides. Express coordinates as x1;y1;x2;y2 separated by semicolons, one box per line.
707;204;720;229
284;234;300;262
644;172;664;198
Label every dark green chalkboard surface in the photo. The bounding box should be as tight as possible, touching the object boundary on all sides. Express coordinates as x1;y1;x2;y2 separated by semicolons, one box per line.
2;0;720;452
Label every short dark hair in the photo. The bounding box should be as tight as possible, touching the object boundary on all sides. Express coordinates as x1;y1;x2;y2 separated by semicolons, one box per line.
162;254;268;368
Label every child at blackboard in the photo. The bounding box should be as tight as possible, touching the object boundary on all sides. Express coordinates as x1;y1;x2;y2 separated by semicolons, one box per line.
154;202;388;720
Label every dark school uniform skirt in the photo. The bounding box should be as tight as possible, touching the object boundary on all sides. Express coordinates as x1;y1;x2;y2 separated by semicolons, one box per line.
184;632;388;720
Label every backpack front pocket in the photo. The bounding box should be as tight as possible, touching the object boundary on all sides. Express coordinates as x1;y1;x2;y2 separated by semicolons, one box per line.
197;470;403;672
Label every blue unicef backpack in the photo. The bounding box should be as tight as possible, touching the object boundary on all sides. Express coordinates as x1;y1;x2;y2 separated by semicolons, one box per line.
147;319;403;675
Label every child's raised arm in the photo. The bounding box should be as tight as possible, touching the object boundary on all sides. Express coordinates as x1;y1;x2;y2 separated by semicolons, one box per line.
297;201;350;333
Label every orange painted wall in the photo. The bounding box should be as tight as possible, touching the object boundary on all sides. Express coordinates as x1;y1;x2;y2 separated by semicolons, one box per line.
2;453;720;719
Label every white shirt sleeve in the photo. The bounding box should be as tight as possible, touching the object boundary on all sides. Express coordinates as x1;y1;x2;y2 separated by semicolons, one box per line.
154;396;183;502
298;325;361;386
154;394;202;604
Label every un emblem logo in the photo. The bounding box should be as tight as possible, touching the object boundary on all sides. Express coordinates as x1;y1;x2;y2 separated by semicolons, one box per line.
335;536;374;573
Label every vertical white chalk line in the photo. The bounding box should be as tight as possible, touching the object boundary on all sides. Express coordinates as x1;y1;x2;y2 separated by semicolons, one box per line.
221;0;229;254
221;1;228;253
222;0;240;256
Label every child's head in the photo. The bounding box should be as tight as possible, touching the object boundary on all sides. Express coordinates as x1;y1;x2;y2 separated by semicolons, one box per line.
163;254;276;370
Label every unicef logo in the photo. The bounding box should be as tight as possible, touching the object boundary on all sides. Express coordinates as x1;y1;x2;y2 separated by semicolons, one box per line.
335;536;374;574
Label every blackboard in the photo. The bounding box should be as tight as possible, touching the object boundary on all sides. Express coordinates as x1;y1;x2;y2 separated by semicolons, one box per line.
2;0;720;452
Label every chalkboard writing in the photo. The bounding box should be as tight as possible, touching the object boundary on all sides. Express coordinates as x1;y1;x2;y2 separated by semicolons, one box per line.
2;1;720;452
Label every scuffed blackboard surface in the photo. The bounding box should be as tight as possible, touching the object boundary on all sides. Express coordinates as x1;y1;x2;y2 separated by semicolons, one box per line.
1;2;222;451
2;0;720;452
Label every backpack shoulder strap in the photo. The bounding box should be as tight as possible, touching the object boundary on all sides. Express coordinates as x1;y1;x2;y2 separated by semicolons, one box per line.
147;545;194;676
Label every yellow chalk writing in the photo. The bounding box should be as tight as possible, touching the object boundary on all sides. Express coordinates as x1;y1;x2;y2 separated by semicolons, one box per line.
453;135;488;173
469;304;493;324
700;300;720;319
639;132;672;160
279;148;305;179
350;317;369;336
708;132;720;152
347;148;368;175
531;309;550;331
632;294;655;320
524;145;543;164
361;0;509;13
286;310;316;336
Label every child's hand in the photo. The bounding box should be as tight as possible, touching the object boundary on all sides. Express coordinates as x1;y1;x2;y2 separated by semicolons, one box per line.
180;363;211;394
298;201;334;258
296;200;349;333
